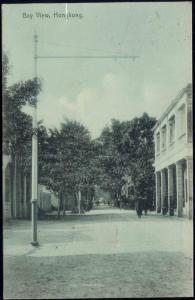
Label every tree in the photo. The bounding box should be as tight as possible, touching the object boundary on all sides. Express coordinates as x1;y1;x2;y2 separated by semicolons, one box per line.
127;113;156;209
3;52;41;160
38;120;103;215
99;113;156;209
3;53;156;216
3;52;42;218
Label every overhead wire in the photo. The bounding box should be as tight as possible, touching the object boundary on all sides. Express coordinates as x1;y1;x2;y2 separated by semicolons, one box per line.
39;39;135;57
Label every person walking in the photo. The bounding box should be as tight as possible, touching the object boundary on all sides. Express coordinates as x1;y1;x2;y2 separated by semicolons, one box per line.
143;197;147;215
135;196;143;218
119;198;122;210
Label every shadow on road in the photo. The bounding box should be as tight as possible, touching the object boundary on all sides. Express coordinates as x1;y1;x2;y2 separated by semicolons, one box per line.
41;209;177;223
44;212;131;223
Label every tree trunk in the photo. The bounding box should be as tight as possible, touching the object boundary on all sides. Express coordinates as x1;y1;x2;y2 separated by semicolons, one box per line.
63;193;66;215
78;189;81;215
75;190;80;214
57;192;61;217
86;189;88;210
75;191;78;212
71;192;76;213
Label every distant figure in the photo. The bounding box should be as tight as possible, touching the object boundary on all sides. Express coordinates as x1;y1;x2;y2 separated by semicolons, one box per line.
142;197;148;215
135;197;143;218
119;199;122;210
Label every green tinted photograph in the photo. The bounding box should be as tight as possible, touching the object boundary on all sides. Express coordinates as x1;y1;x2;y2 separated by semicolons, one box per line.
2;2;193;299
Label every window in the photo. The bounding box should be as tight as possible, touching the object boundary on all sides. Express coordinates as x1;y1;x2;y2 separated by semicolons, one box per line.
156;132;160;154
169;116;175;144
187;108;192;142
177;104;186;138
161;126;167;150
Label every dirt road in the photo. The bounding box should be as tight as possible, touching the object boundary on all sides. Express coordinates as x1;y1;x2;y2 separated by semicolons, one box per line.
4;208;193;298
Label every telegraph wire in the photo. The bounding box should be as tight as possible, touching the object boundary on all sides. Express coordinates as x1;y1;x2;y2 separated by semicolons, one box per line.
37;55;139;59
39;39;139;58
39;40;119;54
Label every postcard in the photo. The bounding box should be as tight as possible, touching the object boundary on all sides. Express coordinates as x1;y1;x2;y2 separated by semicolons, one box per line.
2;2;193;299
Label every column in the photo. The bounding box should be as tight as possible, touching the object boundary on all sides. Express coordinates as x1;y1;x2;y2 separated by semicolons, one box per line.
17;169;22;218
18;169;23;218
27;174;31;219
168;166;174;215
155;172;161;213
176;161;183;217
161;169;167;214
13;155;17;218
3;165;11;221
186;158;193;219
3;165;6;221
23;174;27;218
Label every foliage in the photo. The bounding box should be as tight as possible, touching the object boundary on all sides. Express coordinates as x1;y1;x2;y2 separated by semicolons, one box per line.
99;113;157;208
2;52;10;91
2;52;42;174
38;120;103;212
3;52;157;213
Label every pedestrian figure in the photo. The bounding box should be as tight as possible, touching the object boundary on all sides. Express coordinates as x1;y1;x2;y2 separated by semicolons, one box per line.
142;197;147;215
119;199;122;210
142;197;148;216
135;197;143;218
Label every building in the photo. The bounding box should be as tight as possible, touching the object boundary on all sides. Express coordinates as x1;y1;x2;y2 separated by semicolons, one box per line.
3;144;52;221
3;146;76;220
153;83;193;219
3;148;32;221
38;185;52;212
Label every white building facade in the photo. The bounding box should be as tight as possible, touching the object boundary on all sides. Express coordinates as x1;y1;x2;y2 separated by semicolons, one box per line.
154;84;193;219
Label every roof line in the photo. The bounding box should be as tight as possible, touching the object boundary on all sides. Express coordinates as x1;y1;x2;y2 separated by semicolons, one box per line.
153;83;192;132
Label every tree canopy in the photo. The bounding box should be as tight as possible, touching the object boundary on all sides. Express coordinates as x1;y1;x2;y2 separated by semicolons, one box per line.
3;52;42;173
3;52;157;213
98;113;156;208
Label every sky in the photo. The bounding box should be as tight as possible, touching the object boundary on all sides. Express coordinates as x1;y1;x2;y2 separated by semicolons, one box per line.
2;2;192;138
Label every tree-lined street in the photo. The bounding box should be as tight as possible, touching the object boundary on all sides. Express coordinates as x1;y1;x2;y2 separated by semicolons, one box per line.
4;207;193;299
3;50;157;217
3;3;192;299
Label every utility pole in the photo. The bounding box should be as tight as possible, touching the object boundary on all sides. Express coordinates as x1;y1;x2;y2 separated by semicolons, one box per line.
31;33;39;246
28;35;138;244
